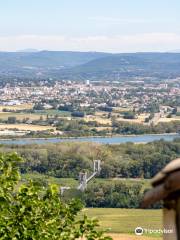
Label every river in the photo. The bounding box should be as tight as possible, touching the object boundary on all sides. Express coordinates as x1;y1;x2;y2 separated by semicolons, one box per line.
0;134;179;145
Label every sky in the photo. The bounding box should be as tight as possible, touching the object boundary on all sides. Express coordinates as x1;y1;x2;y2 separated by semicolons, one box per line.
0;0;180;52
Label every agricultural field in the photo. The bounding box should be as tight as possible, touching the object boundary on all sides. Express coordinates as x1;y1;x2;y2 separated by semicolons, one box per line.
0;112;44;121
113;113;150;124
84;114;112;125
0;103;33;111
0;109;71;121
114;117;144;124
84;208;162;240
113;107;133;113
158;116;180;123
0;124;55;131
85;111;151;125
41;109;71;117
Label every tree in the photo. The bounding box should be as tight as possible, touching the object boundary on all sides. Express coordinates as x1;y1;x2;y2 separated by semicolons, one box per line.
7;116;17;124
123;111;136;119
33;103;44;110
0;153;111;240
71;111;85;118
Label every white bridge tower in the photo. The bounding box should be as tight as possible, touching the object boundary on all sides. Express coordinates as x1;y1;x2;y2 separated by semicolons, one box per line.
60;160;101;195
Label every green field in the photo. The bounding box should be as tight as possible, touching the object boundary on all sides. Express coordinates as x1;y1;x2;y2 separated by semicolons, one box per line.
0;109;71;121
84;208;162;238
22;174;78;188
22;173;150;191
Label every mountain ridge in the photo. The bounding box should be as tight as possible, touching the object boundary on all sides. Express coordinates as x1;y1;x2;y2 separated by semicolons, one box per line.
0;51;180;80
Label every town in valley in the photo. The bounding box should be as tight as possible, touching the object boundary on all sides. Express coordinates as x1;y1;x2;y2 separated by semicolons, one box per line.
0;76;179;138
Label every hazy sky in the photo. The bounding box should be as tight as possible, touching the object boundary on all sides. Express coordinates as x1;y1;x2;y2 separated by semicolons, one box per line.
0;0;180;52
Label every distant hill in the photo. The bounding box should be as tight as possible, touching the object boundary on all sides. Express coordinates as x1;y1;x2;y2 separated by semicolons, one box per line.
170;50;180;53
0;51;180;80
17;49;40;53
61;52;180;80
0;51;110;70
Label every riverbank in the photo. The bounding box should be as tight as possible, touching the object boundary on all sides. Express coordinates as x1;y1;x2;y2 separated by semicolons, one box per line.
0;133;179;145
0;132;178;141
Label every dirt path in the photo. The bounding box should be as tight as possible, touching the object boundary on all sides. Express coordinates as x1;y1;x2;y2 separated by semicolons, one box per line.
108;233;162;240
80;233;161;240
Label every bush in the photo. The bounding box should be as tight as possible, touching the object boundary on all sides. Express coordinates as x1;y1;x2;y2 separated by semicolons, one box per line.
71;111;85;117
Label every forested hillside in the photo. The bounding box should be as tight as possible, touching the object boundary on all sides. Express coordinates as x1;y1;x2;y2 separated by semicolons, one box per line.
0;51;110;69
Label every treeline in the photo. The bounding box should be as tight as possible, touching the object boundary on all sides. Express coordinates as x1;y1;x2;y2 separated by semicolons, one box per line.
84;181;144;208
112;121;180;135
84;181;161;209
1;138;180;179
54;119;180;137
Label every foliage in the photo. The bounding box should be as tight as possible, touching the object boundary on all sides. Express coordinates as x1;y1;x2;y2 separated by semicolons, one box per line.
0;152;111;240
7;116;17;124
22;174;151;209
49;140;176;178
84;181;143;208
33;103;44;110
71;111;85;118
1;139;180;180
123;111;136;119
112;120;180;135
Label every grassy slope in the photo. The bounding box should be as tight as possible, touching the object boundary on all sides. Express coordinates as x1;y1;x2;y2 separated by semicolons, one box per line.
84;208;162;239
84;208;162;234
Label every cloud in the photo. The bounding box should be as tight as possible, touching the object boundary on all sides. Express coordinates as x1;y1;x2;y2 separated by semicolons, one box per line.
0;33;180;52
